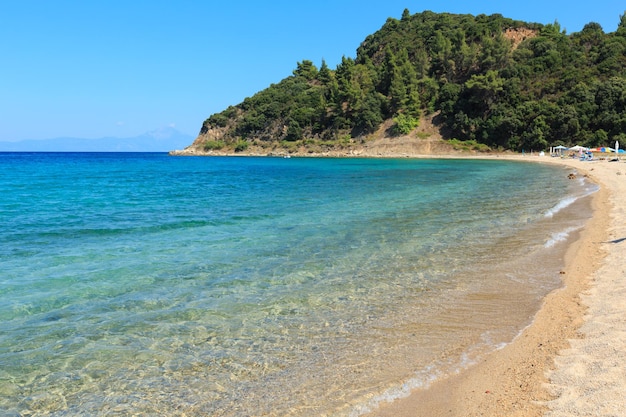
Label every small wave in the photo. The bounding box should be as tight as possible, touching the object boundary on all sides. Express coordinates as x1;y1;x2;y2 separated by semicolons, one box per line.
544;196;577;218
544;176;599;218
349;366;442;417
544;226;582;248
349;330;503;417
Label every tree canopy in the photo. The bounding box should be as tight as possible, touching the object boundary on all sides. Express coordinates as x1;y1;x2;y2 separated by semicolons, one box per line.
198;10;626;152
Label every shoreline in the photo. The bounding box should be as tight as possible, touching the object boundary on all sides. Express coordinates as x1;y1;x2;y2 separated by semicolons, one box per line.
366;155;624;416
171;149;623;414
171;149;623;415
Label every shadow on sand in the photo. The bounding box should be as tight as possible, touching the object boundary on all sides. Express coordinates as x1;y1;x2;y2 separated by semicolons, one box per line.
605;237;626;244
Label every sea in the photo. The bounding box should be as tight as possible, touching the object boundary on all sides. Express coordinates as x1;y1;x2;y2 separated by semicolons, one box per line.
0;152;596;416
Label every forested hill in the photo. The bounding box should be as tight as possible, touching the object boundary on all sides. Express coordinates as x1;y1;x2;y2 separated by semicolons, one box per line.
180;9;626;155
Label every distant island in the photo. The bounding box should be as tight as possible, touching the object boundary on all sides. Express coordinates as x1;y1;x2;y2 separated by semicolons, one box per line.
172;9;626;156
1;127;193;153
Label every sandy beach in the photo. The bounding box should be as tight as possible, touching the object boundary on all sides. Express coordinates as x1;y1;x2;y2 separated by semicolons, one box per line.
366;154;626;416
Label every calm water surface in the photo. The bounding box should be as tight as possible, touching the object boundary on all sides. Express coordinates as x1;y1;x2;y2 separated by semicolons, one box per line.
0;153;596;416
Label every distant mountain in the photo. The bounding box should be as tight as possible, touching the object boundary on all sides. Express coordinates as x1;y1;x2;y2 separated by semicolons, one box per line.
0;127;194;152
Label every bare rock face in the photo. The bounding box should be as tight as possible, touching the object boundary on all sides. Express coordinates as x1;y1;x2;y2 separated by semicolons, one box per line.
170;113;487;157
503;27;538;49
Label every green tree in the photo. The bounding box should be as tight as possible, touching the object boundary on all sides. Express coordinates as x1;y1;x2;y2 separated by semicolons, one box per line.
429;30;454;80
317;59;332;85
616;11;626;37
464;70;504;107
293;60;318;80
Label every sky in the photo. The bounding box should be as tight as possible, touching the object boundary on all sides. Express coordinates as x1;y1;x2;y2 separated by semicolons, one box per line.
1;1;624;142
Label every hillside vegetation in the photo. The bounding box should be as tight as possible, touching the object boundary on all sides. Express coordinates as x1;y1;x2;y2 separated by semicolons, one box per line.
181;9;626;155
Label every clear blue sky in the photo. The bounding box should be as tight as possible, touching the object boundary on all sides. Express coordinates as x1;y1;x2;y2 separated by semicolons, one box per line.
1;1;624;141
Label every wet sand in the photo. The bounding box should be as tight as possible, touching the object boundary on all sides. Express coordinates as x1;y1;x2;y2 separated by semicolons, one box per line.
366;155;625;416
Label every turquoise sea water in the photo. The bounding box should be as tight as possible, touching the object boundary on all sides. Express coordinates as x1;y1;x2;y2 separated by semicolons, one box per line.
0;153;596;416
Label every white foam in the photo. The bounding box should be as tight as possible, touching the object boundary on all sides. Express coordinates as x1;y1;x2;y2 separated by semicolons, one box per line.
544;176;599;219
544;226;582;248
348;366;443;416
349;333;500;416
544;196;577;218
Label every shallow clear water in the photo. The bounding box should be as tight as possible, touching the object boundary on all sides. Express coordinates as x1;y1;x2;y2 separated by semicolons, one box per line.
0;153;595;416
